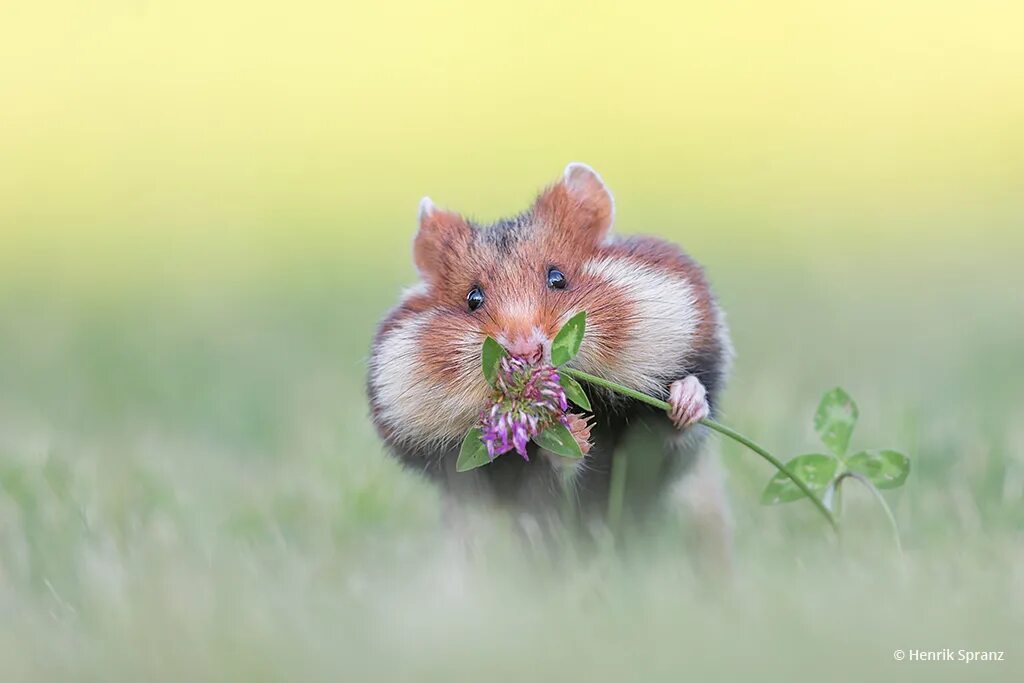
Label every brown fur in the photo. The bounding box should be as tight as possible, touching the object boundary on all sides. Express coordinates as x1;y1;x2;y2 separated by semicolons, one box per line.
373;167;723;425
367;164;732;557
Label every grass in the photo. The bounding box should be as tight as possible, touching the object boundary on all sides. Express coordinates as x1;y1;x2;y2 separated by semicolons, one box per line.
0;238;1021;682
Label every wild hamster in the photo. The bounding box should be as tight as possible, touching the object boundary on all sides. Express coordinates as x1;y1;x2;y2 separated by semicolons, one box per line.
368;163;733;561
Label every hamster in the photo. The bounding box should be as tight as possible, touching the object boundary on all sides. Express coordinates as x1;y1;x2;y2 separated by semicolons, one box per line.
367;163;733;561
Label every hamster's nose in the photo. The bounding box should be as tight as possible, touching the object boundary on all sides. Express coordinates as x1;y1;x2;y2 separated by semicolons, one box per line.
504;337;545;365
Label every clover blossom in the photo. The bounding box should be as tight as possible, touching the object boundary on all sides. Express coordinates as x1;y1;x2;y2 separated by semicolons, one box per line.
478;355;570;460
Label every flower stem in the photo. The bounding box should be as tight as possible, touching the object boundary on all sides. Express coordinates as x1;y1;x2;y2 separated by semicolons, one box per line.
834;471;903;555
606;448;629;537
562;367;840;533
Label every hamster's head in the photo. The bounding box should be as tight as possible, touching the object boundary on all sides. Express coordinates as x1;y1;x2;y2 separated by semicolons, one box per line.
413;163;617;365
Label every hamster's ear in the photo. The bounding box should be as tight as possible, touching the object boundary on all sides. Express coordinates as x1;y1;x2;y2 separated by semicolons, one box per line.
535;162;615;245
413;197;472;281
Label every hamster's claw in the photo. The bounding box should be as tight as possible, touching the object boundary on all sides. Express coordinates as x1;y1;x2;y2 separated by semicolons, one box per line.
668;376;709;430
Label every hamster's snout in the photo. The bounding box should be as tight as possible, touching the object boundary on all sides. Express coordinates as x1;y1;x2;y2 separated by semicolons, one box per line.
503;336;546;365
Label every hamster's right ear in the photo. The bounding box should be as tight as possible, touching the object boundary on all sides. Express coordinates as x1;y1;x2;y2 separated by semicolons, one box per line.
413;197;472;281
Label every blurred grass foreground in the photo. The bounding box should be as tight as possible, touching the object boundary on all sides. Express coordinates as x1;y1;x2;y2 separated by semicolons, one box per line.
1;2;1023;681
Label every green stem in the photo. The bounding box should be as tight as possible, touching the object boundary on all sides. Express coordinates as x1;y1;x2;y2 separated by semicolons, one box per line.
606;449;629;537
832;482;844;523
834;472;903;555
562;367;840;534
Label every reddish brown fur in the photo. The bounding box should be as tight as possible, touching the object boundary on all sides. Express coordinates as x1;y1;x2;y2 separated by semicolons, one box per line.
416;309;482;384
368;166;732;552
534;174;614;255
408;175;717;387
371;166;723;446
413;209;474;287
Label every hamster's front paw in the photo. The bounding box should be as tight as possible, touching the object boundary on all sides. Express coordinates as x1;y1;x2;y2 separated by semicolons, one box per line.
668;375;709;430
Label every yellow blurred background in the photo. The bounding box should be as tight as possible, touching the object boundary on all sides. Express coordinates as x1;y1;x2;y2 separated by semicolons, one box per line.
3;1;1023;290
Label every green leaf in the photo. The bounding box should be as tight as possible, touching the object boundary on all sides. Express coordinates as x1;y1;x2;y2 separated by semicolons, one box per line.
761;454;838;505
550;311;587;366
559;374;591;411
533;422;584;459
481;336;507;387
814;387;859;456
847;449;910;489
455;428;491;472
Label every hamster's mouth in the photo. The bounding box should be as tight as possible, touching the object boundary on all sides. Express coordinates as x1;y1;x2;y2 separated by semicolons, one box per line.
496;330;551;366
478;355;569;461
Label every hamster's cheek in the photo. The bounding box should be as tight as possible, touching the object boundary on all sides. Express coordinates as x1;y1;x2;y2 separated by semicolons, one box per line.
369;307;481;445
415;310;484;384
563;274;633;373
369;310;428;434
409;310;490;436
577;256;702;396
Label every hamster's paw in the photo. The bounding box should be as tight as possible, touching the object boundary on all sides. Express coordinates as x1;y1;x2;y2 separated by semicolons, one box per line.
564;413;594;455
668;375;709;430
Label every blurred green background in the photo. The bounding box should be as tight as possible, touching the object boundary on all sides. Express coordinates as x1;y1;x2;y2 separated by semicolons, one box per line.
1;2;1022;681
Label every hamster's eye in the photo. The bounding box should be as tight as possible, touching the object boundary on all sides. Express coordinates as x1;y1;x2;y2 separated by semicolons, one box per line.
466;286;485;312
546;267;567;290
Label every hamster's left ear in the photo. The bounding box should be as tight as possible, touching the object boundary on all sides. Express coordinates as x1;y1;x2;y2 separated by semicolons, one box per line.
413;197;472;283
535;162;615;244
